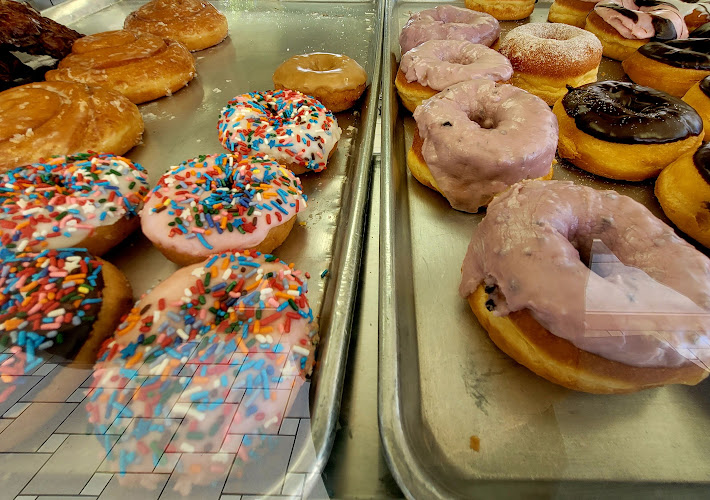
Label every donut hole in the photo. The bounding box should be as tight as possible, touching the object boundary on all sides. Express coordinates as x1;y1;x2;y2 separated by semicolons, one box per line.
439;52;476;66
467;109;496;129
308;58;339;73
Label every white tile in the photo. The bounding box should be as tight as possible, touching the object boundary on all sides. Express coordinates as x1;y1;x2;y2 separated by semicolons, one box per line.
66;388;89;403
153;453;180;474
0;419;11;432
80;472;113;496
3;401;31;418
281;473;304;496
15;496;38;500
37;433;69;453
32;363;58;377
167;402;191;418
105;417;133;435
220;496;242;500
278;418;299;436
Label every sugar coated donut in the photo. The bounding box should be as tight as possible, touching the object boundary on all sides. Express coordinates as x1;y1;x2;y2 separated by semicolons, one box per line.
547;0;602;28
141;154;306;266
460;180;710;394
399;5;500;55
218;90;340;175
272;52;367;112
396;40;512;112
464;0;536;21
554;81;703;180
0;248;133;367
124;0;228;52
623;37;710;96
409;79;558;213
683;76;710;140
499;23;602;106
87;251;315;472
0;81;144;172
656;142;710;248
0;153;149;256
586;0;689;60
46;30;196;104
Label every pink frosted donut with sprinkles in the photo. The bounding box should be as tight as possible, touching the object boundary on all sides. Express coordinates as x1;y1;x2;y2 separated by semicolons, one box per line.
141;154;306;266
217;89;341;174
0;152;149;256
87;251;316;475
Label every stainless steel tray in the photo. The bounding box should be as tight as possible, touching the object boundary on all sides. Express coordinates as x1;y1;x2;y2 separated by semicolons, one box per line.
0;0;382;497
379;2;710;498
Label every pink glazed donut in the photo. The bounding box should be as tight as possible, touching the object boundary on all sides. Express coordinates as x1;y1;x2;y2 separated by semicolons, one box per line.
408;79;558;213
396;40;513;112
459;180;710;393
399;5;500;55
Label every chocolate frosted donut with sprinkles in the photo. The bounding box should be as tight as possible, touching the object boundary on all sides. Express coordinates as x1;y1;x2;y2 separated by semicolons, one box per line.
217;90;340;175
0;153;149;256
141;154;306;266
87;251;316;474
0;248;133;371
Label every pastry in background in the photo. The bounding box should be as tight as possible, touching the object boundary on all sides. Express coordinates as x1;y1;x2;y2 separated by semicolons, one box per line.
124;0;228;52
465;0;536;21
46;30;196;104
0;81;144;172
683;76;710;141
547;0;602;28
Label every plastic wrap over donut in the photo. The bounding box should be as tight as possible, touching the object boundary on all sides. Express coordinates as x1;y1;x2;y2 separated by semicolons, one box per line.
460;180;710;369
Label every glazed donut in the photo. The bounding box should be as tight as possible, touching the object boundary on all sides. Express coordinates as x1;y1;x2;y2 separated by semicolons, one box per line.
622;37;710;96
218;90;340;175
0;153;149;256
460;180;710;394
683;76;710;140
141;154;305;266
87;251;315;472
409;79;558;213
0;81;143;172
554;81;703;180
464;0;536;21
547;0;602;28
396;40;513;112
45;30;196;104
124;0;228;52
656;142;710;248
0;248;133;368
499;23;602;106
585;0;689;61
272;52;367;112
399;5;500;55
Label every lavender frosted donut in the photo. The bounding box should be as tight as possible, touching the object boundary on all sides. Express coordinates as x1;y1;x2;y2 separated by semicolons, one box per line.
408;79;558;212
399;5;500;55
396;40;513;112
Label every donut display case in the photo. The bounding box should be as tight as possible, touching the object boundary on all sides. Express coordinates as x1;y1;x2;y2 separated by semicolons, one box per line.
0;0;383;498
380;1;710;498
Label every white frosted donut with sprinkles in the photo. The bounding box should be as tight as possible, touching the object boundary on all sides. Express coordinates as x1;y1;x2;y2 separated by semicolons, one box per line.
0;153;149;256
141;154;306;266
217;89;341;174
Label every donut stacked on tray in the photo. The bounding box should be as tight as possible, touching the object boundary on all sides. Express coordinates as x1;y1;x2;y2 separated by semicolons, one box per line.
396;4;710;394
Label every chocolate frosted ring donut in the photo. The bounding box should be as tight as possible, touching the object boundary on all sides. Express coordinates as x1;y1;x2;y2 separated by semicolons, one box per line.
554;81;704;180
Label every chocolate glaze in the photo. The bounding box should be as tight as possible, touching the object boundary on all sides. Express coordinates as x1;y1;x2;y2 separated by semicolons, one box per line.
700;75;710;97
693;142;710;184
601;1;679;39
639;38;710;69
690;22;710;38
562;81;703;144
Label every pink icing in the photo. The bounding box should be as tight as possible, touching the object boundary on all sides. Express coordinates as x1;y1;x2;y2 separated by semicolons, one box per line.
400;40;513;91
141;153;305;261
595;0;689;40
412;80;558;213
399;5;500;55
459;180;710;368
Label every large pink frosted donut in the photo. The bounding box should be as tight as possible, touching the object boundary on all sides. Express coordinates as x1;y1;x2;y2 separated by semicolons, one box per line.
594;0;689;39
399;40;513;90
399;5;500;55
412;79;558;212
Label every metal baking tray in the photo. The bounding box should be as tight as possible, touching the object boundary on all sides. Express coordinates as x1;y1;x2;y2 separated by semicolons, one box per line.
2;0;382;496
379;2;710;498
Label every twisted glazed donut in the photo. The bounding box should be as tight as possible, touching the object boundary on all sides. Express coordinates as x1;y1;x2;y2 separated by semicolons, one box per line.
0;153;149;256
399;5;500;55
0;81;144;172
218;90;340;174
460;180;710;393
124;0;228;52
46;30;196;104
409;79;557;212
141;154;306;266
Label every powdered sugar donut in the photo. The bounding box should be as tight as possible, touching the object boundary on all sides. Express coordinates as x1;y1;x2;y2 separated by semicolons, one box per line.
141;154;306;266
399;5;500;55
217;90;340;174
0;153;149;256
